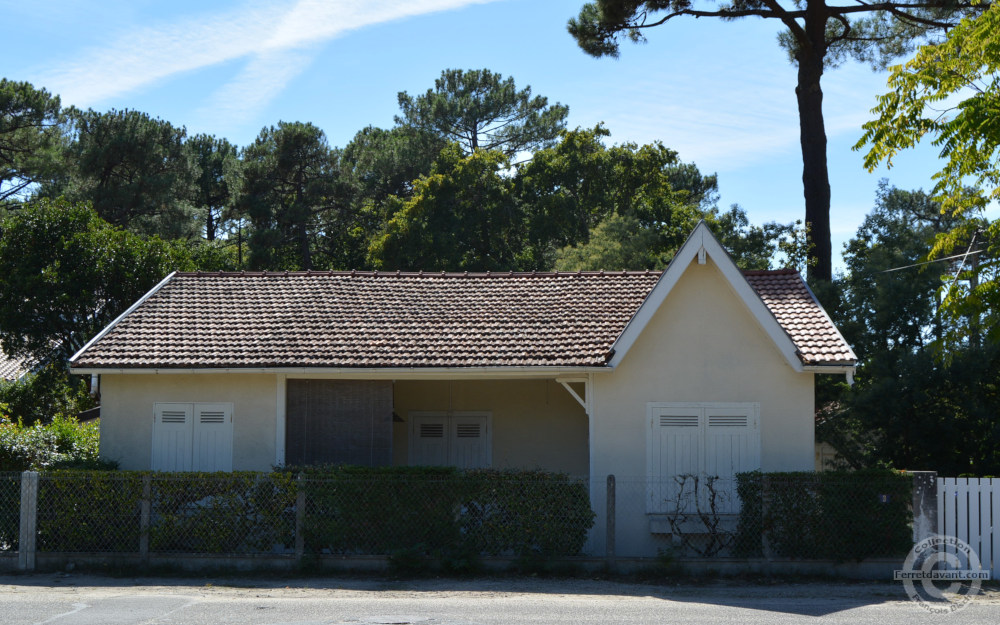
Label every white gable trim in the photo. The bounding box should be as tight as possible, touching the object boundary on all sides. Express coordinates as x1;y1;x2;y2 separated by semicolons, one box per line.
607;222;804;372
69;271;178;365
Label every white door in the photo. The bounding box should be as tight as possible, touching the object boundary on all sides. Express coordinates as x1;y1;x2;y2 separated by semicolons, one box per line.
449;415;488;469
152;403;194;471
410;415;449;466
409;412;490;468
192;403;233;472
152;402;233;471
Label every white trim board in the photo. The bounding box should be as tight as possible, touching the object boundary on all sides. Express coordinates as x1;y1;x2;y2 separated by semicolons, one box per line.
69;366;609;378
607;222;804;373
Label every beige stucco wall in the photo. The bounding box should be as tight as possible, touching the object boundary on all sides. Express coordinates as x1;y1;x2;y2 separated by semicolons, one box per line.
392;379;589;476
589;256;815;555
99;373;278;471
100;374;588;475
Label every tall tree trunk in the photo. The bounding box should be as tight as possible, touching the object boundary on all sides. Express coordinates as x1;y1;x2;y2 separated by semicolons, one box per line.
796;8;833;283
206;207;215;241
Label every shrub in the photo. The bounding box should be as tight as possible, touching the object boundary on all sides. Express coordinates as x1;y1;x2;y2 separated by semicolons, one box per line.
149;472;296;554
36;471;143;552
287;466;594;560
0;414;113;471
734;469;913;561
0;367;94;426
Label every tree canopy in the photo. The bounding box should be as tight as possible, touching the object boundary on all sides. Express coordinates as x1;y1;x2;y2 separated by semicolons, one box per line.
569;0;986;282
396;68;569;157
857;3;1000;344
237;121;353;271
0;79;63;204
0;199;187;365
47;108;200;239
818;184;998;474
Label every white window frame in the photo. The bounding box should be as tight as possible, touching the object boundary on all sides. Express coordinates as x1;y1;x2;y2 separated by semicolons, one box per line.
408;411;492;468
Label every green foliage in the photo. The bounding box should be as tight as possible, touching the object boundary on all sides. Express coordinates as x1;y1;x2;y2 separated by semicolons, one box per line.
49;108;200;239
520;126;802;271
836;183;959;361
31;471;297;555
0;414;108;471
734;470;913;560
289;466;594;560
0;78;63;204
187;133;239;242
0;198;187;364
238;121;354;270
37;471;141;552
148;472;296;553
343;125;446;207
0;366;94;426
568;0;983;281
0;473;18;551
858;4;1000;344
818;185;1000;475
396;68;568;156
369;145;521;271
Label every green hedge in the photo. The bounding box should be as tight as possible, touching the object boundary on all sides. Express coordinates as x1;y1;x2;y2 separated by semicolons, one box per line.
290;466;595;558
29;467;593;557
37;471;143;552
733;470;913;560
0;415;113;471
149;472;296;553
0;472;19;551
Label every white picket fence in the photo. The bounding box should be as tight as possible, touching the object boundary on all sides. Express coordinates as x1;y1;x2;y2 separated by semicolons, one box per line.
938;477;999;579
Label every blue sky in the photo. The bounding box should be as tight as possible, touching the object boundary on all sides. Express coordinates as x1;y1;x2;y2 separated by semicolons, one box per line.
2;0;952;271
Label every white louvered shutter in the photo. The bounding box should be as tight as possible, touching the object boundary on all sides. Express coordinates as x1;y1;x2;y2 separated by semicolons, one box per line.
449;415;488;469
152;403;194;471
192;403;233;472
410;415;449;466
704;407;760;512
704;408;760;479
649;409;702;513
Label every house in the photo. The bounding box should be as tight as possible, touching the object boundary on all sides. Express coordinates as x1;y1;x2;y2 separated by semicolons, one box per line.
0;350;33;383
69;222;856;555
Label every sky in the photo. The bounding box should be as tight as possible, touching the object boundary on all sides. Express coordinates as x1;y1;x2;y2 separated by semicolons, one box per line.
1;0;958;271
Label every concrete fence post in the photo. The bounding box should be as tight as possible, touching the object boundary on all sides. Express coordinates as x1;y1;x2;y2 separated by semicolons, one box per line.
909;471;938;543
18;471;38;571
606;474;616;568
295;475;306;562
139;474;152;560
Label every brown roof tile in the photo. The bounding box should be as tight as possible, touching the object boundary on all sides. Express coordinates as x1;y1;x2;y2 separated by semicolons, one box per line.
71;269;855;370
744;269;856;366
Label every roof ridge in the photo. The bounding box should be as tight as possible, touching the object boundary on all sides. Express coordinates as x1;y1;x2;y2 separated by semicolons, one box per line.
741;268;800;276
172;270;664;278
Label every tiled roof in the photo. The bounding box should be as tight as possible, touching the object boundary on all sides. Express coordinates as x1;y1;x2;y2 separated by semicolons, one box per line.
0;350;30;382
744;270;856;366
71;269;855;370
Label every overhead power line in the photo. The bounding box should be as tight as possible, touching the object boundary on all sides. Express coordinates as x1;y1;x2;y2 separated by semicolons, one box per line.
878;248;985;274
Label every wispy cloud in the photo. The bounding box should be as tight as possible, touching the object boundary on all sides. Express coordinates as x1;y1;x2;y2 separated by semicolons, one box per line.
39;0;500;113
595;65;801;170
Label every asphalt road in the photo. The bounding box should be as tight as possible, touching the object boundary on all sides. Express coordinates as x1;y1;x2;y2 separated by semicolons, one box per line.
1;574;999;625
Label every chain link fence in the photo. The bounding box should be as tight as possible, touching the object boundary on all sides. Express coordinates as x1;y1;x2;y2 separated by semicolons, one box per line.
5;469;916;562
608;471;914;559
17;470;594;558
0;471;19;552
